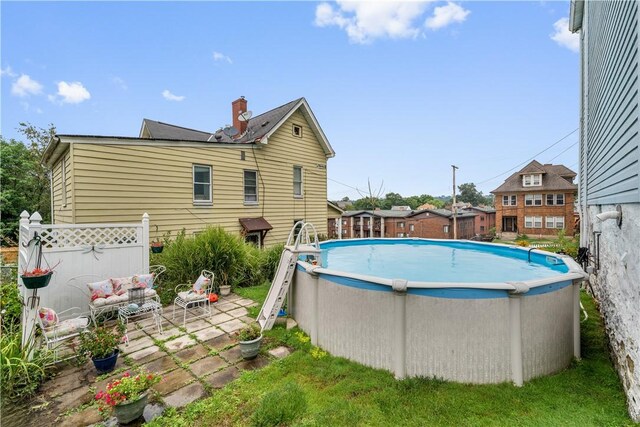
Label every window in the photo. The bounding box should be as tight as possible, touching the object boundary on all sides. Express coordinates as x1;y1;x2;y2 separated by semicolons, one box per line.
502;195;517;206
245;232;260;247
409;224;415;232
480;216;485;222
524;216;542;228
397;233;405;238
342;229;347;235
293;166;303;197
480;225;485;232
193;165;212;204
443;225;450;233
243;170;258;204
525;194;543;206
398;222;405;229
546;194;565;205
523;174;542;187
292;124;303;138
343;220;347;225
546;216;565;229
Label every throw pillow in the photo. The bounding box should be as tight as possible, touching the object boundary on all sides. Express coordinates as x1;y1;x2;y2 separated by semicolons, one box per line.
87;279;114;301
110;276;134;295
38;307;58;327
133;273;154;289
193;274;210;294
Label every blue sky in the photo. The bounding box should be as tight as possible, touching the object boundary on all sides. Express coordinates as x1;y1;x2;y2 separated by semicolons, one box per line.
1;1;579;200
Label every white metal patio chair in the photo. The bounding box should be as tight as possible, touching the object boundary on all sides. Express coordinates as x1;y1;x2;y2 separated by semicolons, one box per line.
173;270;216;326
37;306;89;364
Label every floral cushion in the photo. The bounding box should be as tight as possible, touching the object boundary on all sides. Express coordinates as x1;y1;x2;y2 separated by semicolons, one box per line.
110;276;135;295
92;294;129;307
193;274;210;294
87;279;113;301
43;317;88;339
178;291;207;302
133;273;154;289
38;307;58;327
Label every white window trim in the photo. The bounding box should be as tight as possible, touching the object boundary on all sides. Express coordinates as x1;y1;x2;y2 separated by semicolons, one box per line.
524;216;543;228
545;216;565;229
502;195;517;206
292;124;303;138
293;166;303;198
546;194;565;206
522;174;542;187
243;169;259;205
193;164;212;205
525;194;542;206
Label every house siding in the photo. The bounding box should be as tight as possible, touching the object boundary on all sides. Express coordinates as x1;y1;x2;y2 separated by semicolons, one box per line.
576;0;640;420
51;149;74;224
52;110;328;246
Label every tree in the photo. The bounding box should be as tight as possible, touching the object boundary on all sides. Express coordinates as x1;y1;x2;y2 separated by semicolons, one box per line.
457;182;492;206
0;123;55;240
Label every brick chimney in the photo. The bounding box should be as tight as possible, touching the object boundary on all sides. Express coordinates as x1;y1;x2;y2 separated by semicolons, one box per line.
232;96;248;137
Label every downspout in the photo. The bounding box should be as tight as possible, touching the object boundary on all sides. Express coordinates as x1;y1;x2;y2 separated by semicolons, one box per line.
49;170;54;223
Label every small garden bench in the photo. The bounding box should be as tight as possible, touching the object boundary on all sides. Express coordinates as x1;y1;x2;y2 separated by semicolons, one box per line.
68;265;166;325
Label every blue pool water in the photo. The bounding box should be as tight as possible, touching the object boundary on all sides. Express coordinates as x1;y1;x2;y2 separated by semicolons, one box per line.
319;239;569;283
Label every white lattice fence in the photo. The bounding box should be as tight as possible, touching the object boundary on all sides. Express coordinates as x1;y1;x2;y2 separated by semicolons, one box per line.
18;211;150;349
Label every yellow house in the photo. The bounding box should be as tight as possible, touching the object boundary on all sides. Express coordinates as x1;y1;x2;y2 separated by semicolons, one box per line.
42;97;335;247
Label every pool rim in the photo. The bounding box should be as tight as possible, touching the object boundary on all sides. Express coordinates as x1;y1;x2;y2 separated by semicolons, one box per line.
300;237;587;294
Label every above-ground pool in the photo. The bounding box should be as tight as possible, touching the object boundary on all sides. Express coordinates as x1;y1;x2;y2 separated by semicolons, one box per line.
290;238;587;385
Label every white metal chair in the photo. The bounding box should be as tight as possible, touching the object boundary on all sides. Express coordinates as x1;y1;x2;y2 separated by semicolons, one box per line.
37;306;89;364
173;270;215;326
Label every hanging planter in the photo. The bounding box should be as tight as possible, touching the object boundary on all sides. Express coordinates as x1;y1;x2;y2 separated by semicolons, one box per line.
21;233;58;290
21;270;53;289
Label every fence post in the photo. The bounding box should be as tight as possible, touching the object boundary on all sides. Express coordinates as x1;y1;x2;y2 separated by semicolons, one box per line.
21;212;43;355
142;213;150;273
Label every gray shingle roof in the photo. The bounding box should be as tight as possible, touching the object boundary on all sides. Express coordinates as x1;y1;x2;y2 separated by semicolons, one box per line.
142;98;302;144
491;160;577;194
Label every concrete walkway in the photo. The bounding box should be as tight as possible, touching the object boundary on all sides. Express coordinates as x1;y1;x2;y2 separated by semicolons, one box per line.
17;293;291;427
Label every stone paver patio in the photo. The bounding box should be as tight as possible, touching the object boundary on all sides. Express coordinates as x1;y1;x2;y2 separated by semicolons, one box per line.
11;293;292;427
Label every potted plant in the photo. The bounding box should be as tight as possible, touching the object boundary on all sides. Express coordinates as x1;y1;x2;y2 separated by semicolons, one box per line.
20;267;54;289
78;322;126;374
95;369;161;424
151;225;164;253
237;323;263;360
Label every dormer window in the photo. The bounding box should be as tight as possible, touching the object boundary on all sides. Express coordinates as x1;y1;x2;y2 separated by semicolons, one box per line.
523;174;542;187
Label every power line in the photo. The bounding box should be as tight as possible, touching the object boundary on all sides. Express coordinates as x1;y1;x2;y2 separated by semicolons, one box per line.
476;128;578;185
546;140;579;163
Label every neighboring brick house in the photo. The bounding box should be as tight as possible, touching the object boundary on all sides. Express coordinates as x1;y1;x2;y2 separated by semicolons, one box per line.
341;209;476;240
459;206;496;236
327;201;344;239
491;161;577;236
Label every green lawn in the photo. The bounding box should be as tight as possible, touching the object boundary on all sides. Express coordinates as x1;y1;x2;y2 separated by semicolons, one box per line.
149;289;632;427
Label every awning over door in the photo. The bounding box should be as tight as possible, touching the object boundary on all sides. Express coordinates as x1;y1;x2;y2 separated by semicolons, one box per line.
239;217;273;246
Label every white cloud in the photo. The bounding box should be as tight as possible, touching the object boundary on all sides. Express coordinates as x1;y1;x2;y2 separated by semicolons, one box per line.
315;1;432;44
112;76;127;90
162;89;185;102
1;66;17;78
53;81;91;104
425;2;470;30
551;17;579;52
315;1;470;43
213;51;232;64
11;74;43;97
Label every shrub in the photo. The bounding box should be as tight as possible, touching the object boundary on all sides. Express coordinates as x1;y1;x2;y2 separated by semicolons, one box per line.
78;322;126;360
1;282;22;328
156;227;282;303
251;382;307;427
0;324;51;401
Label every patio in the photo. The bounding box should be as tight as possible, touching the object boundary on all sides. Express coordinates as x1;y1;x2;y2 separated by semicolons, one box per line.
11;293;292;427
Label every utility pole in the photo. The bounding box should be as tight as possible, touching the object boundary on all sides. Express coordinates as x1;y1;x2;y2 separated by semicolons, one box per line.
452;165;458;239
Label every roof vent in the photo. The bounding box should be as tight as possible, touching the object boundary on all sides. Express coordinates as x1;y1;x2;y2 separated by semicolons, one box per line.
261;121;270;127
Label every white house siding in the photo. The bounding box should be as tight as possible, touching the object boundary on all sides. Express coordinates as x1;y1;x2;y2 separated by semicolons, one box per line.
577;0;640;420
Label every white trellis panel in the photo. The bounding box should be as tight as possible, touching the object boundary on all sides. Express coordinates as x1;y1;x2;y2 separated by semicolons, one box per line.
18;212;150;317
